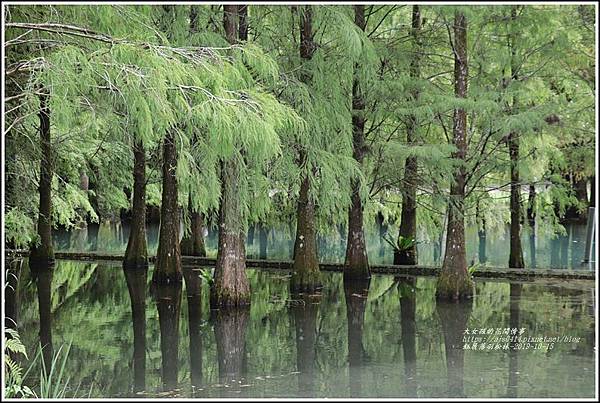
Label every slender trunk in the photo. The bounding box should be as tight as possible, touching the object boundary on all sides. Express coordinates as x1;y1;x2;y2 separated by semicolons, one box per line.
398;276;417;396
527;184;536;268
212;5;250;307
124;141;148;268
396;5;421;266
477;202;487;264
183;267;204;392
345;5;370;279
590;175;595;207
292;294;319;395
291;6;321;292
124;266;147;393
154;283;182;391
30;93;54;263
507;6;524;268
214;308;249;395
437;300;472;397
259;223;268;260
181;196;207;257
153;131;182;283
437;12;473;300
560;224;571;268
344;279;370;397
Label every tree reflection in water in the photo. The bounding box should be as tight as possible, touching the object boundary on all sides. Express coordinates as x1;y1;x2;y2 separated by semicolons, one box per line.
123;266;147;394
290;291;320;396
343;279;370;397
398;276;418;397
30;260;54;371
213;306;249;396
183;267;204;396
152;282;182;392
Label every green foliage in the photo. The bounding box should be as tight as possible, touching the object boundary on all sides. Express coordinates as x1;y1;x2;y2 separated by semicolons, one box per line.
4;329;36;398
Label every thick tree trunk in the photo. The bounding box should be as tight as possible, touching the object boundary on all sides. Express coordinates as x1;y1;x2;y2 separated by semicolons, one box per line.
291;173;321;292
437;300;472;397
154;283;182;391
123;266;147;393
214;308;249;393
31;262;53;371
153;131;182;284
181;196;207;257
291;294;319;395
212;5;250;307
124;141;148;268
291;6;321;292
238;5;248;41
437;12;473;300
395;5;421;267
527;184;537;268
344;279;370;397
183;267;204;392
398;276;417;396
345;5;370;279
30;93;54;263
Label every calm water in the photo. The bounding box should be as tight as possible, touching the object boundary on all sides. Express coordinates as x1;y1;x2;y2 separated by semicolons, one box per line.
6;258;595;398
53;219;593;270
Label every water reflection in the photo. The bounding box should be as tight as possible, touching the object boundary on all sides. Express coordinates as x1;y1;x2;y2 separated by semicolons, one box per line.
398;276;417;397
123;267;147;393
30;261;54;370
152;283;182;391
182;267;204;395
507;283;522;398
343;279;370;397
290;292;320;395
436;300;472;398
213;307;249;395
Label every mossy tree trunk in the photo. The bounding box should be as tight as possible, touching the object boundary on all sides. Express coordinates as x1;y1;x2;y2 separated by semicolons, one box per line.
154;283;182;391
344;279;370;397
123;266;147;393
291;6;321;292
291;293;319;395
395;5;421;267
436;299;472;397
211;5;251;308
345;5;370;280
153;131;182;284
436;11;473;300
30;93;54;264
124;140;148;268
507;6;525;269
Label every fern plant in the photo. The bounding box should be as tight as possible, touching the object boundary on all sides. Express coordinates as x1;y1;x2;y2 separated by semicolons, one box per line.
4;328;36;398
382;234;417;253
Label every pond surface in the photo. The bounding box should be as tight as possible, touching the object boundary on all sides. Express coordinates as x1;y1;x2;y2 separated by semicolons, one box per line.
52;220;593;270
6;258;595;398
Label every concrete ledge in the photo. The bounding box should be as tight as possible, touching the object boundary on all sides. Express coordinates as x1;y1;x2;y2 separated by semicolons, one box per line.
5;249;595;281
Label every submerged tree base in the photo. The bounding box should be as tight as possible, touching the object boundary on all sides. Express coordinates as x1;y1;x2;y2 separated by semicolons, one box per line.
435;271;474;301
210;285;251;308
152;270;183;285
123;257;148;270
290;269;322;293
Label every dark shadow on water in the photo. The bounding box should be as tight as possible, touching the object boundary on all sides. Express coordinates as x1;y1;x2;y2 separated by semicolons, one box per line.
507;283;522;398
30;260;55;371
183;267;204;396
123;266;147;394
290;290;320;396
397;276;418;397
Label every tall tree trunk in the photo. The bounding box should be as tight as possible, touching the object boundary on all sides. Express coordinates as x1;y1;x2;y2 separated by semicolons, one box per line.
476;202;487;264
590;175;595;207
123;266;147;393
345;5;370;279
344;279;370;397
436;12;473;300
527;184;537;268
212;5;251;307
124;140;148;268
238;5;248;41
181;195;207;257
507;6;525;269
291;5;321;292
291;294;319;395
259;223;268;260
437;300;472;397
153;131;182;284
30;93;54;263
395;5;422;266
154;283;182;391
398;276;417;396
183;267;204;393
